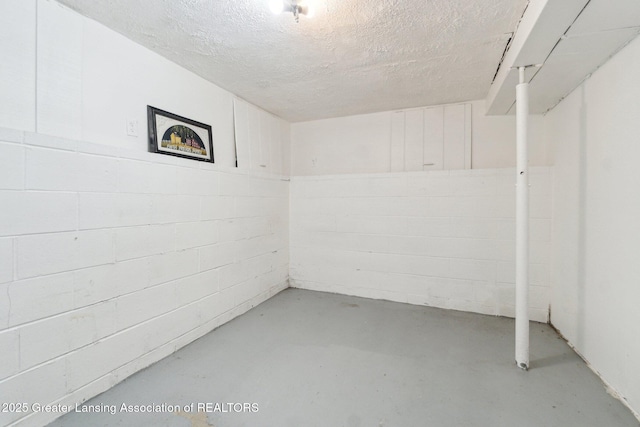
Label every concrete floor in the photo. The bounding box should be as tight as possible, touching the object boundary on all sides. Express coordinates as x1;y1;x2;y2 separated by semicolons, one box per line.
49;288;639;427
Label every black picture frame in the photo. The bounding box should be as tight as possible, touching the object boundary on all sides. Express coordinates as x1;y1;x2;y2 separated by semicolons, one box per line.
147;106;214;163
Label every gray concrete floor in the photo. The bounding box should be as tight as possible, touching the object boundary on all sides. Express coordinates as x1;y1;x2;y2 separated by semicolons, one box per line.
49;288;639;427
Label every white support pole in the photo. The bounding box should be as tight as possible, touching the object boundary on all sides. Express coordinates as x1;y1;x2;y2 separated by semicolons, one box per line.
515;66;529;370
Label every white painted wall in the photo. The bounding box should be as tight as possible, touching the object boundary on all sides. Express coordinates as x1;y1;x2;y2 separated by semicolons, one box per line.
547;34;640;417
471;101;549;169
290;167;552;322
0;0;290;174
0;1;290;426
291;100;548;176
0;1;36;132
2;0;638;423
289;99;552;323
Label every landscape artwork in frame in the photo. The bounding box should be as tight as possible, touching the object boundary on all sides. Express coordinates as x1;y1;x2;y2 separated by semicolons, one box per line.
147;106;214;163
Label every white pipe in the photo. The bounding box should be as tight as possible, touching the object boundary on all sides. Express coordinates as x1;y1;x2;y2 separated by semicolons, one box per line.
515;66;529;370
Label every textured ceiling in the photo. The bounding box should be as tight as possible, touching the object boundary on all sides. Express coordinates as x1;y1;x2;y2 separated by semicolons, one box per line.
57;0;528;122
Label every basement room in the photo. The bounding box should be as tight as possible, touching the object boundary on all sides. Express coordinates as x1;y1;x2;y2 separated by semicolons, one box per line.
1;0;639;426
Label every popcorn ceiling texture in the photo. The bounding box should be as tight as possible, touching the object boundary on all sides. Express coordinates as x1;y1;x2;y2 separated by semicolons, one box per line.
56;0;527;121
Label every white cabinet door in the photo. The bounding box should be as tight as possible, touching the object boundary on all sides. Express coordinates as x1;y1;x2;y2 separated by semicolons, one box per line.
232;99;249;170
423;106;444;170
270;114;282;174
424;103;472;171
388;103;471;172
404;109;424;172
247;104;262;170
444;104;465;170
259;111;271;170
443;103;472;170
390;111;405;172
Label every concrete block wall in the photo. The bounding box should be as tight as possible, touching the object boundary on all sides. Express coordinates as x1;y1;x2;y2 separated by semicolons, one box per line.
546;33;640;417
0;128;289;427
290;167;551;321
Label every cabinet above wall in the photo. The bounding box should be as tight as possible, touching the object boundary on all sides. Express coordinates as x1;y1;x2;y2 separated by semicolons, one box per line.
391;103;472;172
233;98;291;175
290;100;549;176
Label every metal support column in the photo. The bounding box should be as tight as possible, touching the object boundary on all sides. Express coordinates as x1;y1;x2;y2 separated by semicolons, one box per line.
515;66;530;370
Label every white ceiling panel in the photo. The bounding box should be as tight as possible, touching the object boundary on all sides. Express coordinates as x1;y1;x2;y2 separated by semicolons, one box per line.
529;27;640;113
485;66;541;115
486;0;640;116
554;27;640;57
486;0;587;115
568;0;640;36
512;0;589;67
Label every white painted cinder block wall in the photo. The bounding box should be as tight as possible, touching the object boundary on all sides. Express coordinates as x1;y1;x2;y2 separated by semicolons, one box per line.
546;34;640;417
289;100;553;321
0;1;290;426
2;0;638;424
289;168;552;322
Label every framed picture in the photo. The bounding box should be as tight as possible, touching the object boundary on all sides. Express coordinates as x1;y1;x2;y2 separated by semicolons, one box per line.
147;106;214;163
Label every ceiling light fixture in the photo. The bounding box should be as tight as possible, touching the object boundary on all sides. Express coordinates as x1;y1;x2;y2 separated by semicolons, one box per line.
269;0;314;23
